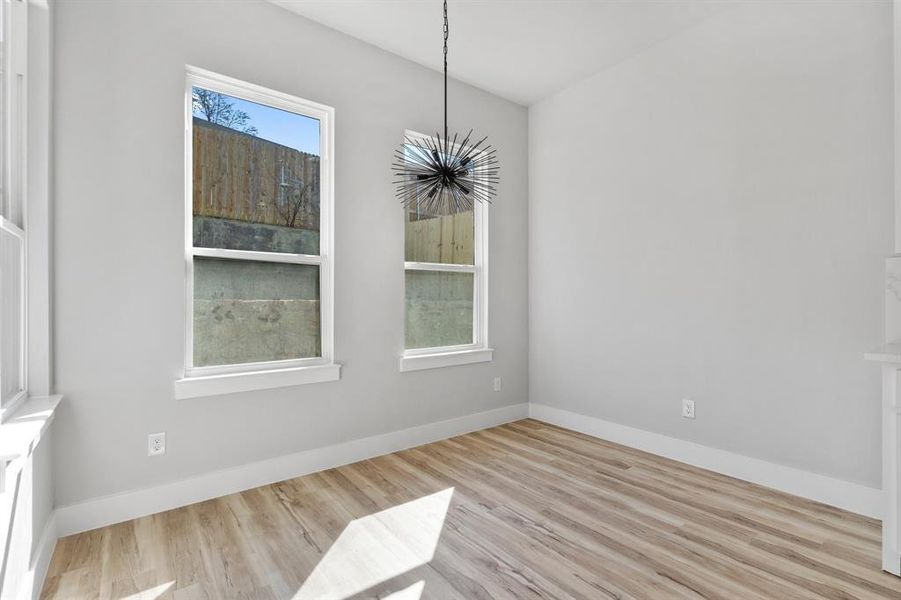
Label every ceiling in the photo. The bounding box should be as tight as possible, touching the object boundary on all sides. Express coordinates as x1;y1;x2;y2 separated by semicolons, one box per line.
270;1;730;106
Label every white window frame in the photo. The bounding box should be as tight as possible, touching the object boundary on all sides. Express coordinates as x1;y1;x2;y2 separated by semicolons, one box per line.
175;67;338;400
0;216;26;419
400;130;492;372
0;0;28;421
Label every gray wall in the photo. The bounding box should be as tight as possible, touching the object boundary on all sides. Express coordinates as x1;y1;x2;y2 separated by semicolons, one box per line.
529;1;892;488
52;0;528;506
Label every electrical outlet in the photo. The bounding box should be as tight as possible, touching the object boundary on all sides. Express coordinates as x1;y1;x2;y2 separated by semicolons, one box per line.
493;377;502;392
682;399;696;420
148;432;166;456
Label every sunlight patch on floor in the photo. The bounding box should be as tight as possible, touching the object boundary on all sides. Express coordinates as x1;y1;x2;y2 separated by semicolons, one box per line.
382;580;426;600
294;488;453;600
120;581;174;600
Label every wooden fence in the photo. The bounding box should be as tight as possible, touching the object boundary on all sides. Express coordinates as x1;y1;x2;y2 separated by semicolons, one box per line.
194;117;473;263
405;211;474;264
192;118;320;231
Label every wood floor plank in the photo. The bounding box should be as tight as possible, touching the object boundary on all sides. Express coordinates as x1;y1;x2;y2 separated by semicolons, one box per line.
41;420;901;599
409;441;779;599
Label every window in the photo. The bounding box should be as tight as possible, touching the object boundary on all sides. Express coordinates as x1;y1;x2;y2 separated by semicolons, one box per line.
0;0;28;419
176;68;338;400
400;131;491;372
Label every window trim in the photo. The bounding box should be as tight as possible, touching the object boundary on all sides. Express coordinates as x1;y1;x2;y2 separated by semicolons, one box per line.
0;215;26;419
177;66;338;398
399;130;492;372
0;0;29;421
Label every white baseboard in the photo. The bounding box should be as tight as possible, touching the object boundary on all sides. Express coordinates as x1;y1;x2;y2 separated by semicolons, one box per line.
529;403;882;519
56;403;529;537
50;401;881;540
885;548;901;576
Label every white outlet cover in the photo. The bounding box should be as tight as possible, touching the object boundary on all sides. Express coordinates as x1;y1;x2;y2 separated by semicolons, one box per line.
493;377;502;392
148;432;166;456
681;399;696;419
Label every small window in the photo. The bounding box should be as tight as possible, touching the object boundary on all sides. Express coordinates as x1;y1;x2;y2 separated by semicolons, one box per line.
180;68;336;395
401;131;491;371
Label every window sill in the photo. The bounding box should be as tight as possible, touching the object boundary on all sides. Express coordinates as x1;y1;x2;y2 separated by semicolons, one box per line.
399;348;494;372
175;363;341;400
0;394;63;493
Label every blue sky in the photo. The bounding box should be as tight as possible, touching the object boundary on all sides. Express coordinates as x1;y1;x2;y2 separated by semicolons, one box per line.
194;88;320;156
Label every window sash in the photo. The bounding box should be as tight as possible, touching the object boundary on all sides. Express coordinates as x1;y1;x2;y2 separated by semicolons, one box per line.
0;215;26;415
404;261;474;274
404;265;482;352
401;130;489;357
185;355;329;379
193;247;322;266
186;255;324;372
184;67;335;377
0;0;29;419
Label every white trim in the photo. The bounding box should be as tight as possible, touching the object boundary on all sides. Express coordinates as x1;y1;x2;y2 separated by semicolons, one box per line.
404;261;475;274
403;341;482;357
0;213;23;238
25;0;52;399
185;355;329;378
0;395;62;464
186;66;334;123
20;510;57;600
399;347;494;372
193;247;322;266
175;362;340;400
0;0;30;420
55;403;529;536
0;394;60;598
529;403;882;519
865;353;901;574
477;186;490;349
895;0;901;254
865;343;901;364
1;210;27;421
182;66;337;390
0;388;26;423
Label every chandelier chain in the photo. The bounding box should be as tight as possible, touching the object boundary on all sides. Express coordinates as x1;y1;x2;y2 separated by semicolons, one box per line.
391;0;499;214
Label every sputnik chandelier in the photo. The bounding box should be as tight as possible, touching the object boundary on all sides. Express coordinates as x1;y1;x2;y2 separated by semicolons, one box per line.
392;0;500;214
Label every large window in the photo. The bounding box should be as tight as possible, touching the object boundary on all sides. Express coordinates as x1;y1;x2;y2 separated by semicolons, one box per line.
177;68;337;399
0;0;28;418
400;131;491;372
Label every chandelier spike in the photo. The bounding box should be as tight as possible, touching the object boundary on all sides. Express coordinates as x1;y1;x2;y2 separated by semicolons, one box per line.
392;0;500;215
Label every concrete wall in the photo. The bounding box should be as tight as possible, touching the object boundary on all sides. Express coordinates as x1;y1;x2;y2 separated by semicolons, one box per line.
529;0;892;488
52;0;528;506
193;258;321;367
193;217;319;255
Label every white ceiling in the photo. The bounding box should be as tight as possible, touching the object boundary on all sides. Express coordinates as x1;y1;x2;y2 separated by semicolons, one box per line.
270;1;730;106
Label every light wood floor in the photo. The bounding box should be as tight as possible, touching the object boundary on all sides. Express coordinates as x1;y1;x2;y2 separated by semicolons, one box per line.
42;419;901;599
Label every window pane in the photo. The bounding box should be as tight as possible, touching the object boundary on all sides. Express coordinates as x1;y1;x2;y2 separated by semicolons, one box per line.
0;27;5;223
1;227;23;404
193;258;320;367
192;86;321;255
404;204;474;265
405;270;473;349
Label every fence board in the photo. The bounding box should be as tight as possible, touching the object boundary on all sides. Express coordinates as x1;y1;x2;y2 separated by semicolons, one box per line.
192;118;320;231
405;211;474;265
